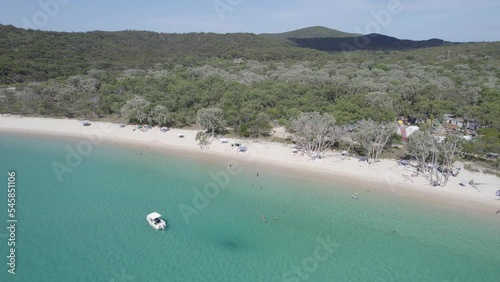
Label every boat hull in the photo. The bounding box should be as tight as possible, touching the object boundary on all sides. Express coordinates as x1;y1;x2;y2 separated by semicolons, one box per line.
146;212;166;230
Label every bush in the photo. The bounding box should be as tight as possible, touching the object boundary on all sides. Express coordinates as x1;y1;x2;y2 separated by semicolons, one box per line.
464;163;480;172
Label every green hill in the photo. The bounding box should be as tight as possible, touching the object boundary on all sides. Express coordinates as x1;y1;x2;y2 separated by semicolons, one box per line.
289;33;454;51
0;24;332;84
2;24;498;85
260;26;361;39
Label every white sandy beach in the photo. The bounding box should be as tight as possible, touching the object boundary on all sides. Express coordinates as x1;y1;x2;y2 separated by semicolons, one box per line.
1;115;500;213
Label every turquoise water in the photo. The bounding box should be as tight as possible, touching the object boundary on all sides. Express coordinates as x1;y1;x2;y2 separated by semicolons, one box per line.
0;133;499;282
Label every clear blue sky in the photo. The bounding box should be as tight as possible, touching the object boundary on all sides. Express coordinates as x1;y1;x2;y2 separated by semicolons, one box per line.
1;0;499;42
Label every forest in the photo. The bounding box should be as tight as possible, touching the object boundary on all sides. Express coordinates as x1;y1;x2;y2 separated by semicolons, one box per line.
0;24;499;165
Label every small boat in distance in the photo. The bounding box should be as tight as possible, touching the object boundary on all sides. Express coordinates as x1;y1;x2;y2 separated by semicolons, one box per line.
147;212;166;230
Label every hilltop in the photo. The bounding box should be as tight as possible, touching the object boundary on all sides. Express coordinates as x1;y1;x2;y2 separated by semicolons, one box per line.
260;26;361;39
0;24;475;84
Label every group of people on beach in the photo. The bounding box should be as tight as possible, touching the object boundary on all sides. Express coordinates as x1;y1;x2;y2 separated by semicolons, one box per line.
495;209;500;214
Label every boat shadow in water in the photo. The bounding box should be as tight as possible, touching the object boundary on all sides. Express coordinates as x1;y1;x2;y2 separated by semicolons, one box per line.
215;238;243;251
221;240;238;249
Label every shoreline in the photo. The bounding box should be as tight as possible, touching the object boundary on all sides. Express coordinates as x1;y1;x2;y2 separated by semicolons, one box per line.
1;115;500;216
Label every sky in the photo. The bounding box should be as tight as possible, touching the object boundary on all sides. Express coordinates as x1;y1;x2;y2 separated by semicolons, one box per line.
1;0;499;42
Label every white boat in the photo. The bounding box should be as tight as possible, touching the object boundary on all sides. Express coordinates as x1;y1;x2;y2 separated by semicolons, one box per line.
146;212;166;230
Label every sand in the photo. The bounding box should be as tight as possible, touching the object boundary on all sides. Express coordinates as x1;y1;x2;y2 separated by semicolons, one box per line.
1;115;499;213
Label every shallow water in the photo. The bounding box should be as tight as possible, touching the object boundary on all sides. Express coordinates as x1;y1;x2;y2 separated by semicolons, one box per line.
0;133;499;281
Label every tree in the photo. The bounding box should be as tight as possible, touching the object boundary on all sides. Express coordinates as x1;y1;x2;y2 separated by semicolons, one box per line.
437;135;462;186
120;96;150;123
406;131;462;186
195;131;211;149
238;123;251;137
249;112;272;137
290;112;342;159
463;128;500;156
405;131;435;178
365;91;393;110
196;107;225;137
352;120;396;162
148;105;170;126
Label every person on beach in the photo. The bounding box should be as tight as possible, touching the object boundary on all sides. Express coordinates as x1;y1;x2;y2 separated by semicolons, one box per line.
257;173;259;177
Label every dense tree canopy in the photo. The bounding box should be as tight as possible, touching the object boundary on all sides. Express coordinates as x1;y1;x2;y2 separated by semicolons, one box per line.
0;25;499;160
120;96;150;123
196;107;225;137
